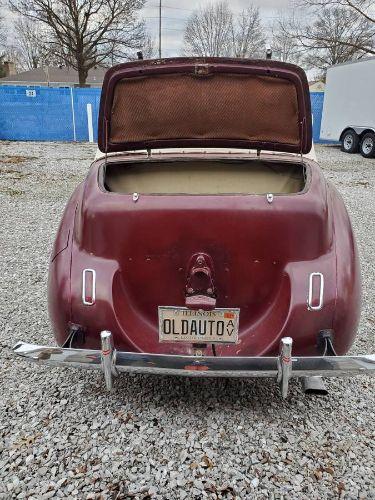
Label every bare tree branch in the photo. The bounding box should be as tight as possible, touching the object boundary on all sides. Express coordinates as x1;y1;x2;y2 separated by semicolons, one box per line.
231;6;266;58
9;0;149;85
183;1;266;59
271;13;303;64
0;9;6;49
274;4;374;75
183;1;233;57
8;18;58;70
298;0;375;24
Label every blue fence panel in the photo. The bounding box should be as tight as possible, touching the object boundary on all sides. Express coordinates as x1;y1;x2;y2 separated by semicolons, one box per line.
0;86;75;141
0;85;101;142
0;85;331;144
71;88;101;141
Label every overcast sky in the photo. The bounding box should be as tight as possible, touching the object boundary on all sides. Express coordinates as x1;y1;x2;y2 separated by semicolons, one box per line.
143;0;293;56
2;0;293;57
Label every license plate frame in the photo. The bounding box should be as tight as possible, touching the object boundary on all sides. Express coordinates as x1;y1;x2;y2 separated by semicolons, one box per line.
158;306;240;344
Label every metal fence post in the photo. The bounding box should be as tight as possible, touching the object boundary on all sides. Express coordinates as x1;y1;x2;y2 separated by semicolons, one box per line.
70;87;77;142
86;103;94;143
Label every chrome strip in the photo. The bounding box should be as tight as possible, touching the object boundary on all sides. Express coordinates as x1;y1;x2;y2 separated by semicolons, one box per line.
82;269;96;306
308;272;324;311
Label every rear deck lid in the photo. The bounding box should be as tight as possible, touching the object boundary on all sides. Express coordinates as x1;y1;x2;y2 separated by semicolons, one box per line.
98;57;312;155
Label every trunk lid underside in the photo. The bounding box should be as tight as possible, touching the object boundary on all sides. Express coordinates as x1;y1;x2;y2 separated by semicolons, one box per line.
98;57;312;155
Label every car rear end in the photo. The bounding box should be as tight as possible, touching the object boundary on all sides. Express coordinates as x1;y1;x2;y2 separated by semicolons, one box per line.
13;58;371;397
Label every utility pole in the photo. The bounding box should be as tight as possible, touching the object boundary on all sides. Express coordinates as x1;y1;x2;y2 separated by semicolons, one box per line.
159;0;162;59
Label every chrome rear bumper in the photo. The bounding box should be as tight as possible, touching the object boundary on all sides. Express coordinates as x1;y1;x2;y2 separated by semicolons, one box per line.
13;333;375;398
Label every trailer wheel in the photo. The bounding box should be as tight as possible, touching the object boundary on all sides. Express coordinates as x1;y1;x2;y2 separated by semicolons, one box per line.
341;130;359;153
360;132;375;158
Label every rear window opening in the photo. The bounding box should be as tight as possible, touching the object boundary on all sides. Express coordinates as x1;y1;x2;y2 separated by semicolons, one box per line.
103;159;307;195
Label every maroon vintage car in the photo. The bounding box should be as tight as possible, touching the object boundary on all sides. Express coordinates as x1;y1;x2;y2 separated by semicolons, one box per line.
14;58;374;397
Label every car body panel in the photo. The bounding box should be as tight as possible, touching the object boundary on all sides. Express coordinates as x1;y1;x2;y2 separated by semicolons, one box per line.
48;150;360;357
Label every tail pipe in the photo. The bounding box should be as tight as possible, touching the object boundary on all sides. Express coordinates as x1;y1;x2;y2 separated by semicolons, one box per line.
301;376;328;395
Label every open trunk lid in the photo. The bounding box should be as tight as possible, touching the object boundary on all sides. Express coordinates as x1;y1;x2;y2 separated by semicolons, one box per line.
98;57;312;155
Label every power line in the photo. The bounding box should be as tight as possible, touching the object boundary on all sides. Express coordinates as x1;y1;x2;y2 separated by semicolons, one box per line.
146;1;279;57
151;1;193;57
144;16;187;21
149;4;194;11
161;27;185;32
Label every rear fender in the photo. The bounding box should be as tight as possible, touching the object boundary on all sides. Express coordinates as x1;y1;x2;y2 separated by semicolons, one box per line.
329;183;361;354
48;184;84;345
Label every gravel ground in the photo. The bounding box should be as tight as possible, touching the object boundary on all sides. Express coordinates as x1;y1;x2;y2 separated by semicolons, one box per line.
0;142;374;499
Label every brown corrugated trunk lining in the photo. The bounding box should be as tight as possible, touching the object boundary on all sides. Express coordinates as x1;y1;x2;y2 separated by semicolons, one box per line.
109;73;300;146
104;160;305;195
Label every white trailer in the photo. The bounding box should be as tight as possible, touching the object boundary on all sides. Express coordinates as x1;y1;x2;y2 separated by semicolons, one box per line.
320;57;375;158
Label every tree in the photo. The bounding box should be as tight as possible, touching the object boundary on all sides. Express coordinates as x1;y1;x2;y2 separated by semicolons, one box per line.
0;46;25;75
140;35;155;59
272;3;374;75
0;55;7;78
300;0;374;25
183;2;267;58
0;4;27;75
271;14;302;64
11;18;48;70
231;6;266;58
7;18;67;71
9;0;149;85
0;16;5;49
302;6;374;71
296;0;375;57
0;6;7;76
183;1;233;57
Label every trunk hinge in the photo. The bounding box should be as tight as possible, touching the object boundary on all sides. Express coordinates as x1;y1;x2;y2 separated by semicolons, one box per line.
299;116;306;162
104;117;109;167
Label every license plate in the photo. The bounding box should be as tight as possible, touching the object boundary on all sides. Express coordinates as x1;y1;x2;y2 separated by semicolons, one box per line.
158;306;240;344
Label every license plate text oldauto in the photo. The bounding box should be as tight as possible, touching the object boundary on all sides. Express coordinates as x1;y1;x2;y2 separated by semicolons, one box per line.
158;306;240;344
